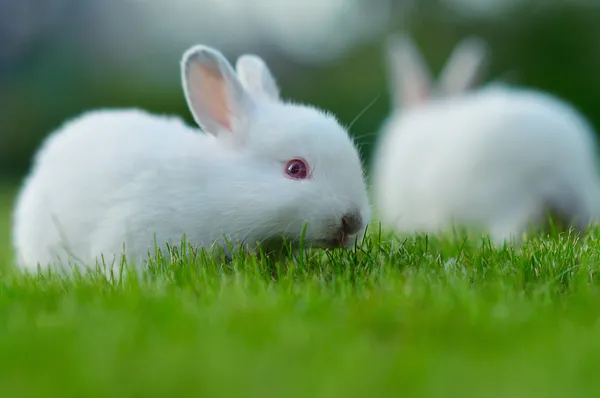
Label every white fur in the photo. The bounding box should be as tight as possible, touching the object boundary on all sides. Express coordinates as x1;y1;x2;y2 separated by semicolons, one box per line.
372;34;600;244
12;45;370;272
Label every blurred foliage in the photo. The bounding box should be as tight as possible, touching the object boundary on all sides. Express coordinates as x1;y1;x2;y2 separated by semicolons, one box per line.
1;2;600;178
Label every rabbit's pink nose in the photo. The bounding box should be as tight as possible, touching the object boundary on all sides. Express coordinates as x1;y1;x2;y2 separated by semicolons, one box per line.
341;211;363;236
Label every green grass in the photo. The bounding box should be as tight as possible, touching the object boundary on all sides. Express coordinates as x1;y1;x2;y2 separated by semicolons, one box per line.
2;185;600;398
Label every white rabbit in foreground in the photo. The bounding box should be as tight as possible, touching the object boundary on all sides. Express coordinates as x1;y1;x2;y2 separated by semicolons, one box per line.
372;34;600;244
12;45;371;272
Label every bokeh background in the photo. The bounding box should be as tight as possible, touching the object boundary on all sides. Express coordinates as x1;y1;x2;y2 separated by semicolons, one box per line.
0;0;599;256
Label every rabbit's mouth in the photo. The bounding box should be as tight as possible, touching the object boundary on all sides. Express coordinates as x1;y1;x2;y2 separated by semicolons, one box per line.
317;211;365;249
316;232;353;249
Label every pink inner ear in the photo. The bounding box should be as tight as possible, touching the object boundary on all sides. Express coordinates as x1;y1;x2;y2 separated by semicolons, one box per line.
404;87;429;108
189;63;232;132
415;88;429;104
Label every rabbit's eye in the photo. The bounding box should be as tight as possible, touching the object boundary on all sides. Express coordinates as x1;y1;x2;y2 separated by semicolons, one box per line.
285;158;309;180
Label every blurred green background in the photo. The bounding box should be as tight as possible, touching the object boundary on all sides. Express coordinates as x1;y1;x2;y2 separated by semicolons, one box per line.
1;0;599;180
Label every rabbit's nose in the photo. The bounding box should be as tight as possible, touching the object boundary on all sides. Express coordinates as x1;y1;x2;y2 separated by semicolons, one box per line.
341;211;363;236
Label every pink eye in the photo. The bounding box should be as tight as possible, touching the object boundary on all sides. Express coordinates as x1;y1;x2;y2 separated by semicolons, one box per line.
285;158;309;180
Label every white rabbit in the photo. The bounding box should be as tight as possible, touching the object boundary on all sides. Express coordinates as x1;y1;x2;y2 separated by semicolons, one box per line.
372;34;600;244
12;45;371;272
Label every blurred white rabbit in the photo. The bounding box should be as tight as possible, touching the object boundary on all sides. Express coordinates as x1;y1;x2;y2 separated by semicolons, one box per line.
372;33;600;244
12;45;371;272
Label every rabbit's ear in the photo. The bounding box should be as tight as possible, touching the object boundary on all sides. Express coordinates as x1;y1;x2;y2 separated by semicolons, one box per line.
235;54;280;102
437;36;489;96
386;34;432;108
182;45;255;137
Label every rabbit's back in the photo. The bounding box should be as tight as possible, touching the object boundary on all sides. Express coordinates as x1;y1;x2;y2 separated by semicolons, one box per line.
12;108;221;270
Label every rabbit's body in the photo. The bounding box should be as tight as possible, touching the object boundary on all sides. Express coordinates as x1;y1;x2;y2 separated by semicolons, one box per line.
14;109;248;269
375;84;600;241
13;47;370;271
373;35;600;243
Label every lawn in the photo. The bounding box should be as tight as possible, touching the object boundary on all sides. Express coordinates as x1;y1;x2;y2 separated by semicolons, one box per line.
1;184;600;398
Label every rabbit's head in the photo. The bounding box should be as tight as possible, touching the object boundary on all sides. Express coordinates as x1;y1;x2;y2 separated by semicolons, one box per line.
373;33;491;158
386;33;489;110
181;46;370;250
